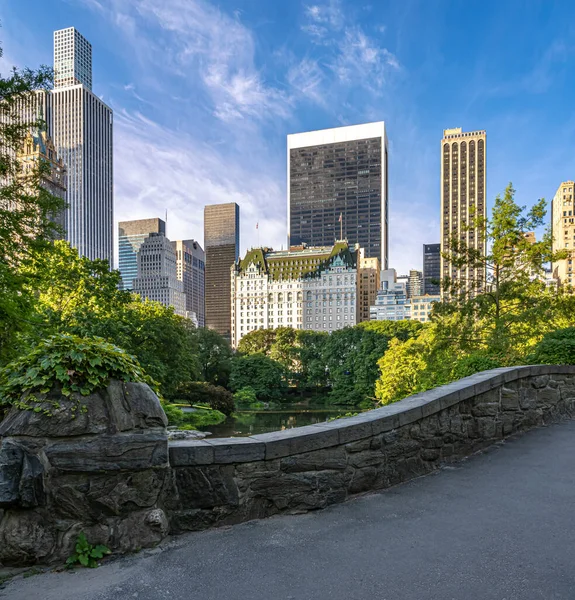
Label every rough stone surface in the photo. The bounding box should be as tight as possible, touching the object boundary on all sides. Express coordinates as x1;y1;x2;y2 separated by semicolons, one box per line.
2;367;575;567
0;381;169;565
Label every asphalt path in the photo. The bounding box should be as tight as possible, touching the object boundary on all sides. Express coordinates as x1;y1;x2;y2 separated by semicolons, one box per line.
3;419;575;600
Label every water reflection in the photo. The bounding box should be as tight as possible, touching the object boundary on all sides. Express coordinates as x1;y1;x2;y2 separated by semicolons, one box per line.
199;404;360;438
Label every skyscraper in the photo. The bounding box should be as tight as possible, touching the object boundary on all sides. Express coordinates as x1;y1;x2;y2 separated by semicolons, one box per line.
407;269;423;298
551;181;575;286
118;218;166;290
132;233;186;316
288;122;388;268
440;128;486;296
204;203;240;340
358;252;380;323
33;28;113;263
172;239;206;327
423;243;441;295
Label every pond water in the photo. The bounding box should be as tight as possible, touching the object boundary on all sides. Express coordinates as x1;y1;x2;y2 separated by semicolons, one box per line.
197;402;361;438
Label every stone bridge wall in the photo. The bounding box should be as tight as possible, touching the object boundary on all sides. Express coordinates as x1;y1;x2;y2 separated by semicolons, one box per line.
1;365;574;565
163;365;575;532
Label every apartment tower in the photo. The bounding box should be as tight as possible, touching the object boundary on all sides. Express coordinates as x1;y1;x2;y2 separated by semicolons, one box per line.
118;218;166;290
47;27;114;262
204;203;240;341
440;128;486;296
288;122;388;268
172;239;206;327
551;181;575;285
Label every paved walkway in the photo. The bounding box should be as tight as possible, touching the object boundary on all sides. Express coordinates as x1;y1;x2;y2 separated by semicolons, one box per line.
3;420;575;600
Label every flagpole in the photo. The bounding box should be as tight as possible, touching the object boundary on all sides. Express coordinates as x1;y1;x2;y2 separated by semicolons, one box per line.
340;212;343;241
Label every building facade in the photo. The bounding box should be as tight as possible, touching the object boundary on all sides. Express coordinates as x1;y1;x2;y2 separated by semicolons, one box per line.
370;277;409;322
204;203;240;341
551;181;575;286
440;128;486;297
407;269;423;298
172;239;205;327
118;218;166;291
288;122;388;268
132;233;186;316
27;29;113;263
358;253;380;322
231;242;359;348
407;294;440;323
18;123;67;234
423;243;441;295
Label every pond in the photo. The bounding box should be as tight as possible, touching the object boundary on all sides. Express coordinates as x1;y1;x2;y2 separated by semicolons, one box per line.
196;401;362;438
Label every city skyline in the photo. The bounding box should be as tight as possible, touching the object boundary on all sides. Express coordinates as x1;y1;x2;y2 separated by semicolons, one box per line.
2;1;574;274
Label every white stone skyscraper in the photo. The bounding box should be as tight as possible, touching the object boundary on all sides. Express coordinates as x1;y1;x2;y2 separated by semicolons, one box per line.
48;27;113;262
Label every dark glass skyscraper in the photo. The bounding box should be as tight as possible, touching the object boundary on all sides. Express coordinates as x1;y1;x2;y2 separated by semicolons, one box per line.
204;203;240;341
423;243;441;295
288;122;388;268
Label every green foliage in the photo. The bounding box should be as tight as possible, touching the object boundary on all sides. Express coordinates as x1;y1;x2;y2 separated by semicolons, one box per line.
229;353;288;401
0;55;66;360
528;328;575;365
22;241;200;397
233;387;258;404
174;381;234;415
65;533;110;569
162;402;226;429
451;353;503;379
194;327;232;387
0;334;156;416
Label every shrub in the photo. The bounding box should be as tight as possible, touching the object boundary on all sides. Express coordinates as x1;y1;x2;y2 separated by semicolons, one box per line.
451;353;503;379
174;381;234;416
0;334;157;417
528;328;575;365
233;387;258;404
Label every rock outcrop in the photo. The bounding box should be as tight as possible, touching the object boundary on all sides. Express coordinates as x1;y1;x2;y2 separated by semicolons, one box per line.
0;381;169;566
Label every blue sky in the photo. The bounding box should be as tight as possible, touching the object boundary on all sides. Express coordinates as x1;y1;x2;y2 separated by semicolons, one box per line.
2;0;575;271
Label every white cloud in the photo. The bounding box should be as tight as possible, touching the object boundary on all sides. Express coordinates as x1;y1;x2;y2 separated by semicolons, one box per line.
113;110;287;265
287;58;326;106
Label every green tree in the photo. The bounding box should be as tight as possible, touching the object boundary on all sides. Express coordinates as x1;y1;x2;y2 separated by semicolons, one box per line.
295;330;329;391
528;328;575;365
440;183;568;358
174;381;234;415
0;53;65;359
237;328;276;356
193;327;232;387
229;353;288;401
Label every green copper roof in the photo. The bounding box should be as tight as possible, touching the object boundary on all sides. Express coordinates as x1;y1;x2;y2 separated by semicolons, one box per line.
236;242;358;281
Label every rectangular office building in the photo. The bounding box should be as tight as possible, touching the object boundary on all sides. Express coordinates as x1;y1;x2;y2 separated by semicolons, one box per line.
423;243;441;295
118;218;166;290
204;203;239;341
288;122;388;268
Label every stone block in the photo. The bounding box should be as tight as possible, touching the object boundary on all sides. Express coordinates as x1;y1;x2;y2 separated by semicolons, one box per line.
476;418;498;439
347;450;384;469
471;402;499;417
44;431;168;471
107;381;168;432
420;448;440;462
537;387;560;406
169;441;214;466
532;375;549;389
501;387;520;411
280;447;347;473
348;467;378;494
327;414;374;444
0;439;24;506
204;438;265;464
519;388;538;410
173;465;239;509
345;438;372;453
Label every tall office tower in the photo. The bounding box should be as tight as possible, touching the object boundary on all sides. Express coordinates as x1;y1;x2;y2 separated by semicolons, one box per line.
440;128;486;297
118;218;166;290
132;233;186;316
358;252;380;323
288;122;389;268
369;269;409;322
551;181;575;286
172;239;206;327
423;243;441;295
50;27;113;263
407;269;423;298
204;203;240;341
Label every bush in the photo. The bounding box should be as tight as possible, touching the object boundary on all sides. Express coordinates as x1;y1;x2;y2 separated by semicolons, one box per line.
0;334;156;416
528;328;575;365
161;402;226;429
451;353;503;379
174;381;234;415
233;387;258;404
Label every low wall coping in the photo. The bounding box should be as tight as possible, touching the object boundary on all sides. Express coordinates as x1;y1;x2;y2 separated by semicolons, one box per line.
168;365;575;466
